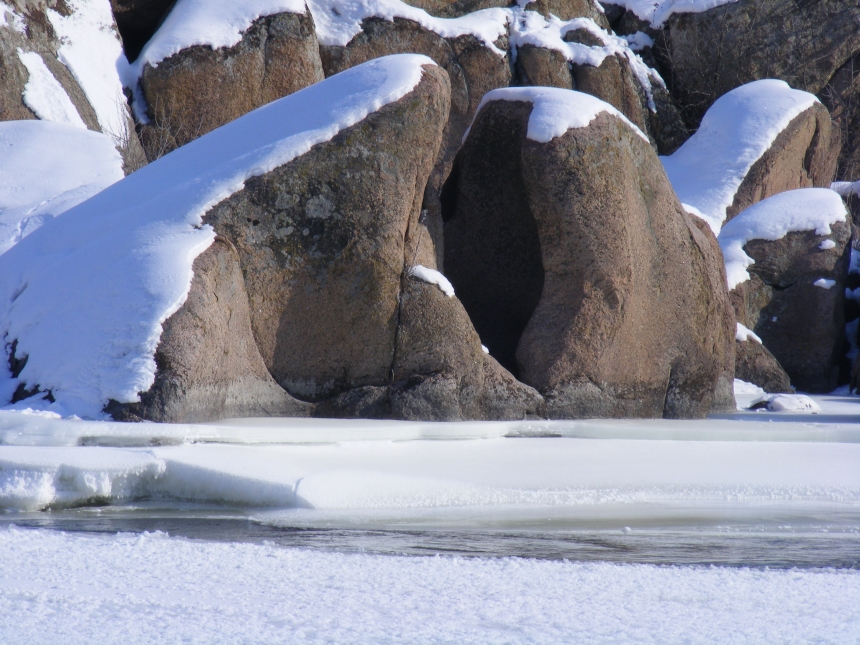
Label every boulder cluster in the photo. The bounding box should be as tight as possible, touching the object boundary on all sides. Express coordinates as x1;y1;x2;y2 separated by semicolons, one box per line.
2;0;860;422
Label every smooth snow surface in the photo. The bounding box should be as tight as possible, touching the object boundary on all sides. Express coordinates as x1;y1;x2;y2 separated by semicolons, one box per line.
47;0;131;139
0;54;433;418
716;188;846;290
409;265;454;297
662;80;819;235
472;86;649;143
603;0;739;27
15;51;86;129
2;527;858;645
0;121;124;256
509;14;663;111
735;322;761;344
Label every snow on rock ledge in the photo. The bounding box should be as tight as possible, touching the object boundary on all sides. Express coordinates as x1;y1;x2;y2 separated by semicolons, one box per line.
470;86;649;143
662;80;824;235
717;188;847;291
0;121;124;257
0;55;433;419
602;0;739;27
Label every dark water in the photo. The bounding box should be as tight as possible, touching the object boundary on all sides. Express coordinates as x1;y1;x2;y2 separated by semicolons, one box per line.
3;506;859;570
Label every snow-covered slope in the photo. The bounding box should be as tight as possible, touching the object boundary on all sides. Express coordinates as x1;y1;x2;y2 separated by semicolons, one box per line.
0;121;124;256
0;54;435;418
717;188;847;290
661;79;819;235
470;86;649;143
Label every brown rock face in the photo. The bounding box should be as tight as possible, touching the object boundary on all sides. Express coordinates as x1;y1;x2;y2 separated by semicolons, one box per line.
181;63;538;421
820;53;860;182
140;9;324;159
655;0;860;128
108;238;311;423
730;223;851;393
319;17;511;267
734;339;793;394
402;0;512;18
515;36;688;155
444;96;735;418
724;103;841;223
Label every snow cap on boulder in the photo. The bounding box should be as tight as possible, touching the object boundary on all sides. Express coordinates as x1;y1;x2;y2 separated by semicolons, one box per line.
0;54;436;418
662;80;838;235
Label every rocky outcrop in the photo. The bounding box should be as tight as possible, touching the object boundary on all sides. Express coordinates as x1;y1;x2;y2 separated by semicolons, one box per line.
655;0;860;128
734;337;793;394
820;53;860;183
194;60;539;421
726;103;840;223
140;8;324;159
728;221;851;394
108;238;312;423
1;2;103;129
319;18;511;267
443;89;735;419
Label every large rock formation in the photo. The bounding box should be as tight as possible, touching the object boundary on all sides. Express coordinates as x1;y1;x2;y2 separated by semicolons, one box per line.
720;189;851;393
108;238;312;422
139;5;324;159
654;0;860;128
443;88;735;418
734;335;793;394
319;16;511;267
820;53;860;183
109;0;174;61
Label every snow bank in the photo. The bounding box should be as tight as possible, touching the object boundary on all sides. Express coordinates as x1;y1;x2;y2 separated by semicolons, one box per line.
47;0;131;139
409;265;454;296
716;188;847;290
1;435;858;511
750;394;822;413
509;13;663;111
16;51;86;129
0;54;434;418
0;121;124;256
3;527;858;645
603;0;739;27
471;86;649;143
662;79;820;235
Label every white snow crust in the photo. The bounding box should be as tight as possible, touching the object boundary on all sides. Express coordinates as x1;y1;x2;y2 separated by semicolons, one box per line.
16;50;86;129
509;13;663;111
2;527;858;645
662;79;819;235
471;86;649;143
716;188;847;290
1;435;859;511
603;0;739;27
0;121;124;256
308;0;510;52
735;322;761;344
0;54;433;418
0;2;25;32
820;239;837;250
814;278;836;289
47;0;131;139
831;180;860;198
409;265;454;297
